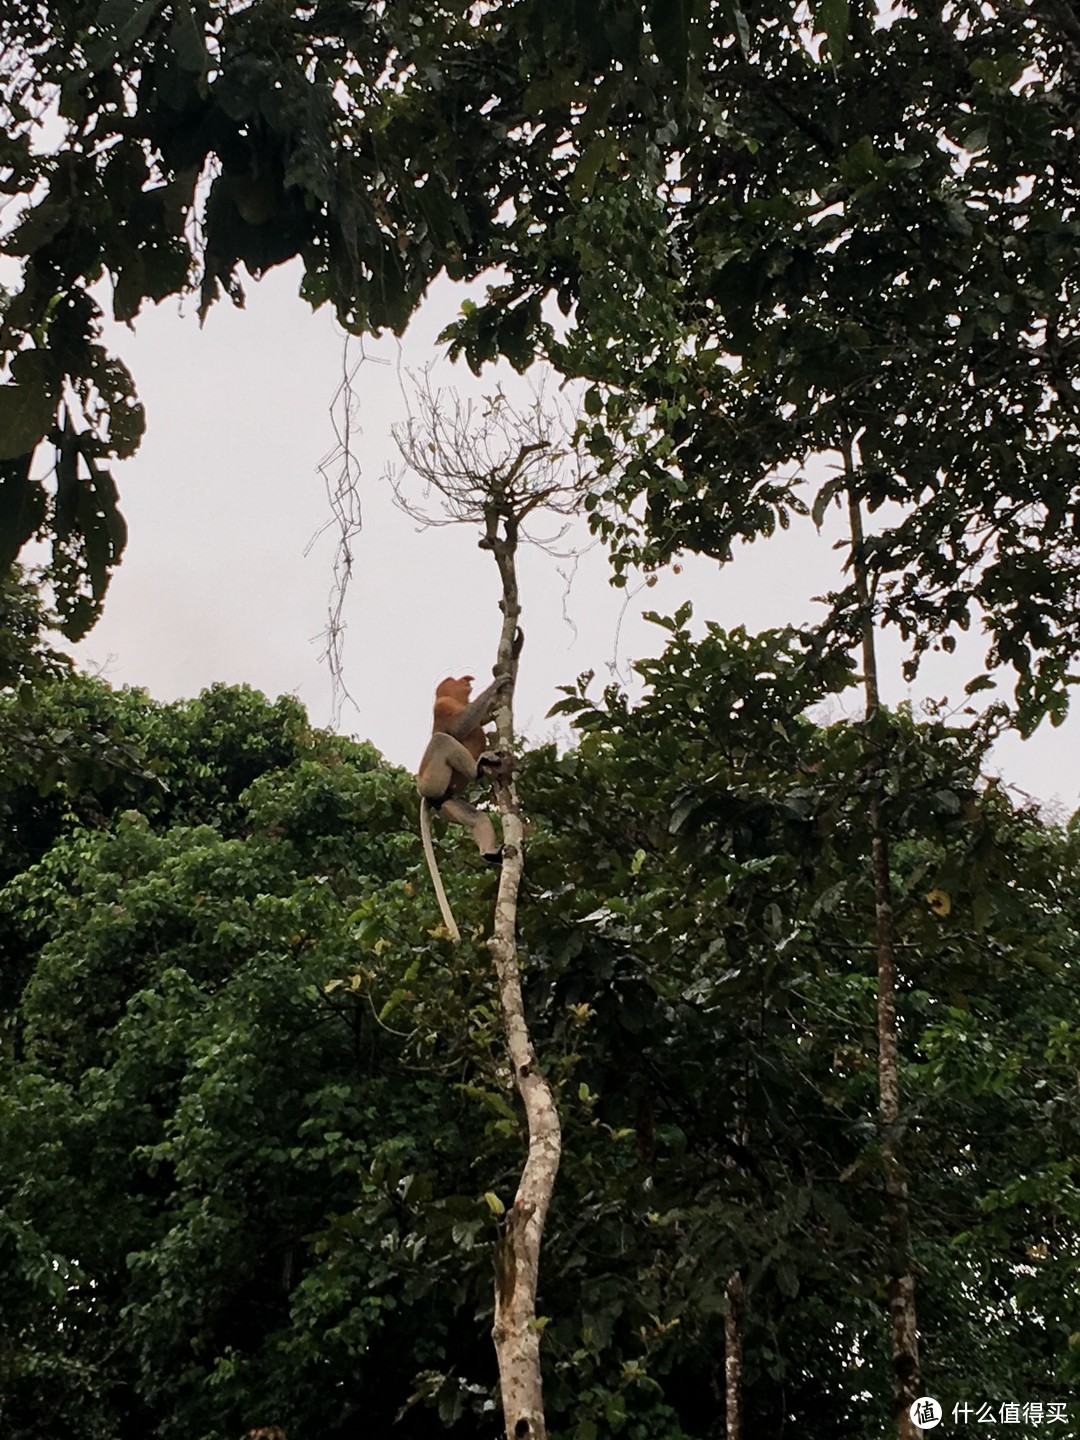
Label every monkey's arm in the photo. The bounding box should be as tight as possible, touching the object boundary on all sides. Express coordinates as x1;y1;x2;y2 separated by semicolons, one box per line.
441;675;509;741
443;629;524;740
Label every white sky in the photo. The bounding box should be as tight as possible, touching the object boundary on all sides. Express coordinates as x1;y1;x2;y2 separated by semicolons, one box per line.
64;261;1080;817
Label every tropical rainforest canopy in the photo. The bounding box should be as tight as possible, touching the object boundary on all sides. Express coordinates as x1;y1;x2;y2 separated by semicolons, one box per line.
2;573;1079;1437
3;2;1080;1437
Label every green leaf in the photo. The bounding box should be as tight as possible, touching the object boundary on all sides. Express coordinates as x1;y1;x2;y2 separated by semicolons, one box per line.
604;1391;626;1425
169;0;209;78
0;457;45;568
649;0;690;83
0;380;56;460
841;134;884;185
10;348;61;389
569;134;615;201
813;0;849;61
777;1262;800;1297
812;475;845;530
3;198;72;256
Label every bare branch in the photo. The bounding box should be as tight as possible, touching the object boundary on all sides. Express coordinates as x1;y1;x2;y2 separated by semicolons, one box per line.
389;367;591;546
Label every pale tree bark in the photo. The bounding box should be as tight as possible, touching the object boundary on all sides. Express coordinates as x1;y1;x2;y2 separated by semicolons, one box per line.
484;505;562;1440
391;390;574;1438
844;441;921;1438
724;1271;744;1440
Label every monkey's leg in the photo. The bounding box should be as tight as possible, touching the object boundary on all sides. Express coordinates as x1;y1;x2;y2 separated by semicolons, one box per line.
417;732;479;803
441;797;501;863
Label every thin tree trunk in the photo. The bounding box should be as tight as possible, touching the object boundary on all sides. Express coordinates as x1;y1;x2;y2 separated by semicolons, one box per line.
486;512;562;1440
723;1078;749;1439
844;452;921;1438
724;1271;745;1440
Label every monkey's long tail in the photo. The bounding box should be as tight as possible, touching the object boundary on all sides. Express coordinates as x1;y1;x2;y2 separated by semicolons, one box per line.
419;799;461;944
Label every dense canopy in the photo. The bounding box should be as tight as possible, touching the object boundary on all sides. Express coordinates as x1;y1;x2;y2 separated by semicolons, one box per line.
3;5;1080;1434
2;587;1079;1436
2;2;1079;722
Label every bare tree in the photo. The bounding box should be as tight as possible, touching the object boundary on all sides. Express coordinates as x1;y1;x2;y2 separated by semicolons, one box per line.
391;370;590;540
392;373;586;1440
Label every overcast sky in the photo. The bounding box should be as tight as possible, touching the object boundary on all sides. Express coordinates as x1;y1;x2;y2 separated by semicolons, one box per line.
63;261;1080;817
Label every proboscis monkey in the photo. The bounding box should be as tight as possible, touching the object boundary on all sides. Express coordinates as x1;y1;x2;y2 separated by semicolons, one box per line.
416;632;522;942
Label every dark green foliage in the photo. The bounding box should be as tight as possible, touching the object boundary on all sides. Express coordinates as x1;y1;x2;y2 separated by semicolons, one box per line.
443;0;1080;725
1;675;489;1439
4;0;653;620
3;620;1077;1438
4;1;1078;732
522;612;1080;1431
0;566;71;690
0;569;157;902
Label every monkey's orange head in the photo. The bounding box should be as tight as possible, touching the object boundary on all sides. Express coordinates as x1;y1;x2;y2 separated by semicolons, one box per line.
435;675;474;705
